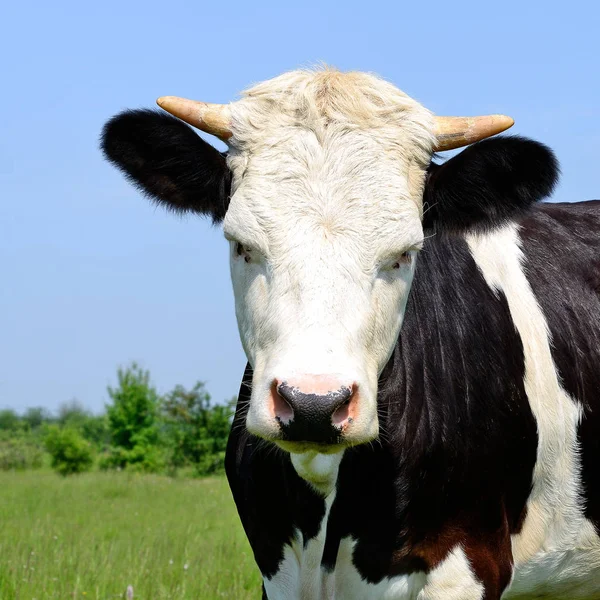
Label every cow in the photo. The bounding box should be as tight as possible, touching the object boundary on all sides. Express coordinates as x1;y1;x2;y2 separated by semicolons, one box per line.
101;68;600;599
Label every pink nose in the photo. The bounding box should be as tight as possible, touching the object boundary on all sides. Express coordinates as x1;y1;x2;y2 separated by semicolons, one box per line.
269;376;359;442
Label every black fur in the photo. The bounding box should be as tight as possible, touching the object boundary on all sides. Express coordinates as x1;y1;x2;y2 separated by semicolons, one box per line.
424;136;559;233
100;110;231;222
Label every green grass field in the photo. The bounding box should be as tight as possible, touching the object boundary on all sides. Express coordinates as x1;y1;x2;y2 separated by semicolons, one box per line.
0;471;261;599
0;471;579;599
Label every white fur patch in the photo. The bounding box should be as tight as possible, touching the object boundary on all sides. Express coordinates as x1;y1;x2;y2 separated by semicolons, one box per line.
290;450;344;496
417;546;484;600
467;224;600;598
263;492;336;600
506;520;600;598
333;543;482;599
333;537;426;599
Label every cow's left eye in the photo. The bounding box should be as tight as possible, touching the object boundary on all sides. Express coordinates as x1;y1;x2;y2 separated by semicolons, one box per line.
391;251;412;269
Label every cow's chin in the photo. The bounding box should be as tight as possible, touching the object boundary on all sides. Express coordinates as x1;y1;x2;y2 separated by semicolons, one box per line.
274;439;349;455
275;421;379;454
245;411;380;455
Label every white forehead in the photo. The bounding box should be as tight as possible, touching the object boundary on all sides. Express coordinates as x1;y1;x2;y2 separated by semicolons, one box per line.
223;69;435;255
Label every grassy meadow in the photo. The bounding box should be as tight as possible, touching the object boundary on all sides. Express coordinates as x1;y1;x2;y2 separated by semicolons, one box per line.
0;470;578;600
0;471;261;599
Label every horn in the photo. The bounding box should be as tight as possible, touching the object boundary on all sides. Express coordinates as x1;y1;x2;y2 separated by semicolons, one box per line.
434;115;514;151
156;96;232;141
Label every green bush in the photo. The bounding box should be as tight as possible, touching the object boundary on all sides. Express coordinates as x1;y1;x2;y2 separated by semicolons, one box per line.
57;400;111;450
0;409;22;432
22;407;53;431
104;363;161;472
80;414;110;449
160;383;234;476
99;440;165;473
0;433;44;470
44;426;94;476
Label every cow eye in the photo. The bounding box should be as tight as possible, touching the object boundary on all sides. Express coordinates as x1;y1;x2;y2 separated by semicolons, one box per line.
235;242;252;263
391;251;413;269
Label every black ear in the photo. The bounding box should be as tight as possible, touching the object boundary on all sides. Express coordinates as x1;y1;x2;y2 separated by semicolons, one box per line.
101;109;231;222
423;136;559;233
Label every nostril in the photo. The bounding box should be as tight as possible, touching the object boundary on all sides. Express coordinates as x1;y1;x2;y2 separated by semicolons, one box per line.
272;381;294;424
332;394;352;427
332;384;356;428
276;381;296;405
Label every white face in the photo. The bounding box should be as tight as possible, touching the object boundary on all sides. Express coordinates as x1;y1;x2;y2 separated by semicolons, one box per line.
222;70;434;451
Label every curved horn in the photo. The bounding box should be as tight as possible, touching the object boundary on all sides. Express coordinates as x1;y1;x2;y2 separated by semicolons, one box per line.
434;115;514;151
156;96;232;141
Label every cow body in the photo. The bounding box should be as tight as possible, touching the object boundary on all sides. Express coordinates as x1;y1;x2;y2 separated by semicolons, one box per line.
226;202;600;599
101;68;600;599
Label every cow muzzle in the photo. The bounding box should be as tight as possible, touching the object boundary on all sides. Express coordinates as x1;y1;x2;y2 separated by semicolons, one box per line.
269;376;359;445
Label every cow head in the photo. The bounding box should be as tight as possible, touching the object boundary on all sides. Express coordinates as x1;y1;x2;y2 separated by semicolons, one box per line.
101;69;555;455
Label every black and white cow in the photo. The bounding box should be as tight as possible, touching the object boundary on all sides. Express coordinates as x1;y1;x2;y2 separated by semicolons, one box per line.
101;69;600;599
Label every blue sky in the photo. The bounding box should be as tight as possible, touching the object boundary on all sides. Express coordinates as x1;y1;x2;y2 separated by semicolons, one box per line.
1;0;598;413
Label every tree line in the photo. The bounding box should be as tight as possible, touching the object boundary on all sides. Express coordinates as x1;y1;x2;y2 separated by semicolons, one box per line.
0;363;236;477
